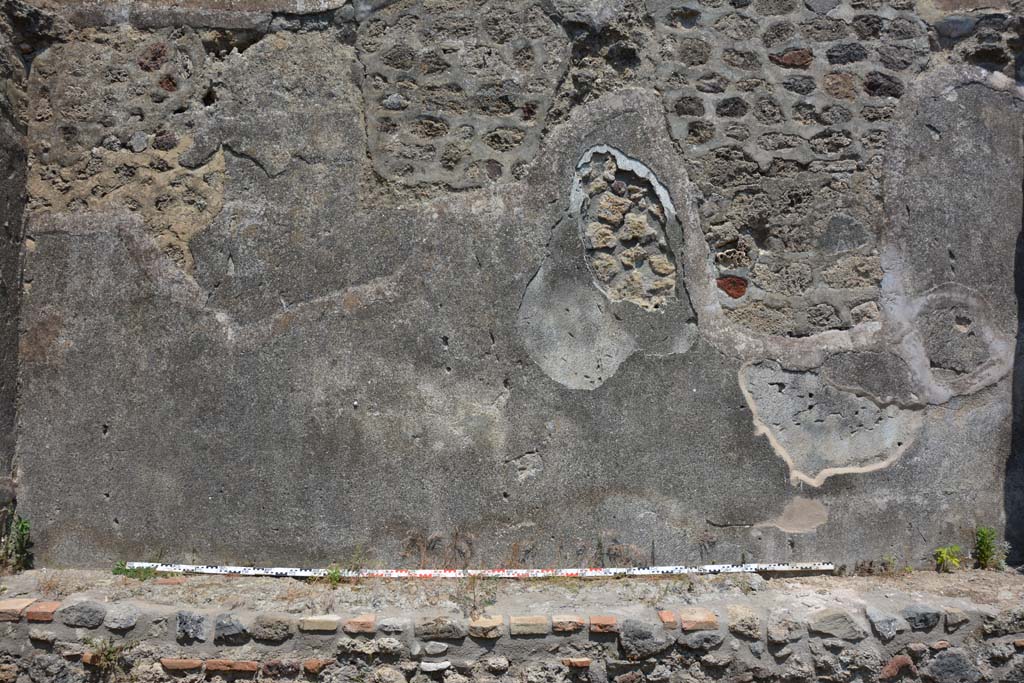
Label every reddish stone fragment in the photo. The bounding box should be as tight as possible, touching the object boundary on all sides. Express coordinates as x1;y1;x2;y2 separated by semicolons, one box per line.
880;654;917;680
138;43;169;71
769;48;814;68
158;74;177;92
717;276;748;298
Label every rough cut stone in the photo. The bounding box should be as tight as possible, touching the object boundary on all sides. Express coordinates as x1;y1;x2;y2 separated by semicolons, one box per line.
902;604;942;631
214;613;249;645
377;618;411;635
176;611;207;642
678;630;725;651
469;616;503;639
252;614;295;642
865;607;905;642
414;617;468;640
102;605;139;631
509;615;549;636
923;649;981;683
57;602;106;629
808;609;866;641
299;615;341;633
727;605;761;639
619;620;674;660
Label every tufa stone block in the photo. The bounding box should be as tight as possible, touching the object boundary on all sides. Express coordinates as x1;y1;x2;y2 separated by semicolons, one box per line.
299;615;341;633
679;607;719;632
468;615;503;639
509;615;549;636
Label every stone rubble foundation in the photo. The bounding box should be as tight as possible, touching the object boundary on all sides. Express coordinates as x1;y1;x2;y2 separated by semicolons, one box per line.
0;573;1022;682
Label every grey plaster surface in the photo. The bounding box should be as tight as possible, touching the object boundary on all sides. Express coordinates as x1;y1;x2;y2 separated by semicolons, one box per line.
1;0;1022;569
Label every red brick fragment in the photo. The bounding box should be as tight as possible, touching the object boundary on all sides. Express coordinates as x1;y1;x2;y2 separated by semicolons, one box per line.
160;658;203;672
26;601;60;623
590;615;618;633
0;599;34;622
304;659;334;675
343;613;376;634
717;276;748;298
657;610;678;629
153;576;187;586
205;659;259;674
80;652;101;667
562;658;592;668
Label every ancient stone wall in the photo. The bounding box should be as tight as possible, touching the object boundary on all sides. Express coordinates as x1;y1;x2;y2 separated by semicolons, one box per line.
0;571;1023;683
1;0;1023;568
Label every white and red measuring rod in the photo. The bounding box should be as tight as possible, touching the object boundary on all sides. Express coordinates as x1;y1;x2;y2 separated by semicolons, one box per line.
125;561;834;579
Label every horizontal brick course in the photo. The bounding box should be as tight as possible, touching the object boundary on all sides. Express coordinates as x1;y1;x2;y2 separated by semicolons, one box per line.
344;613;376;634
469;615;503;639
552;614;584;633
303;658;334;675
205;659;260;674
589;615;618;633
159;658;203;672
562;658;592;668
26;601;60;623
679;607;719;632
509;615;549;636
0;599;34;622
299;615;341;633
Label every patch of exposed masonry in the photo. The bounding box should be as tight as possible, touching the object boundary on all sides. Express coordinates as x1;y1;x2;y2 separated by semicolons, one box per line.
572;146;679;310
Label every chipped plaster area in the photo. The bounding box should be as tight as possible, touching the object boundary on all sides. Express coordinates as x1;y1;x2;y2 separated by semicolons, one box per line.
755;496;828;534
27;143;226;273
24;26;227;274
739;360;923;487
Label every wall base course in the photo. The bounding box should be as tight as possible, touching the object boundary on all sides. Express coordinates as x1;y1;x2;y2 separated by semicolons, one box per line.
0;572;1019;682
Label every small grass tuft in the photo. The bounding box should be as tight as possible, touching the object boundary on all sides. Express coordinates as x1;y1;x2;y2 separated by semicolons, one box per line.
974;527;1010;570
112;561;158;581
934;545;962;573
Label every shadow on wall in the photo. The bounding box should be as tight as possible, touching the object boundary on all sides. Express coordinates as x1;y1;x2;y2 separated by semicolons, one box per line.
1008;171;1024;565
